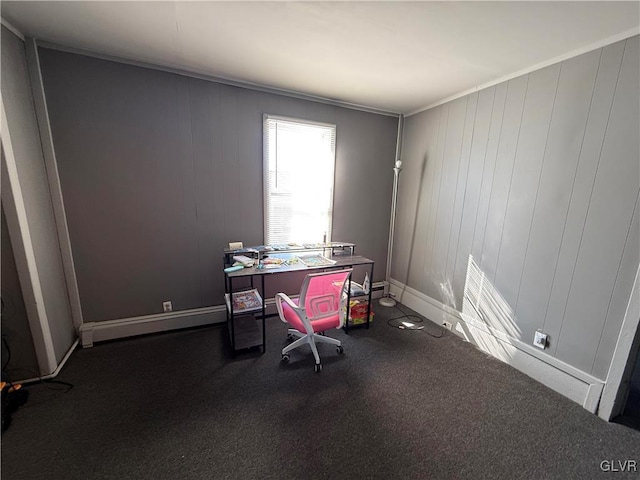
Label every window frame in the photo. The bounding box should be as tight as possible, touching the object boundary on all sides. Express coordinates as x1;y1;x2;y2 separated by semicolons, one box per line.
262;113;337;246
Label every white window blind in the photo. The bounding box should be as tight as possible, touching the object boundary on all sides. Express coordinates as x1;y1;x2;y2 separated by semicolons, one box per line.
264;115;336;245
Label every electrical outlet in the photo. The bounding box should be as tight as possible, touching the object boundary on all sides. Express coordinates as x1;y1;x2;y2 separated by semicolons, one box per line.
533;331;548;349
442;321;452;330
162;301;172;313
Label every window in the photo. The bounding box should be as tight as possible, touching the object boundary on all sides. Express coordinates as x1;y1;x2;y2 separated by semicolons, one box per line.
263;115;336;245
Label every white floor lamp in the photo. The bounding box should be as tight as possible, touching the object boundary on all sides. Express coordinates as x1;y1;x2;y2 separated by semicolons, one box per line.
380;115;404;307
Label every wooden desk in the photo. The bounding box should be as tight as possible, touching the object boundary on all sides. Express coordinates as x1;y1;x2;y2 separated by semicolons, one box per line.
224;253;374;355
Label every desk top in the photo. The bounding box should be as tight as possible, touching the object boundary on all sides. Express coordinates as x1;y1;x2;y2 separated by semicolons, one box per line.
226;253;373;278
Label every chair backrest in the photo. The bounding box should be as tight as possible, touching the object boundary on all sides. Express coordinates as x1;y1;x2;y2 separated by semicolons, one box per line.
299;269;352;322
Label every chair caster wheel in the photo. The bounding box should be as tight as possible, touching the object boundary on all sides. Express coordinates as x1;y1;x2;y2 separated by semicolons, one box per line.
337;346;344;354
282;354;290;363
314;363;322;373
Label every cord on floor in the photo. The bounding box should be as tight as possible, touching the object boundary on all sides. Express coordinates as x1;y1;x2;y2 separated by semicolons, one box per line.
2;335;73;412
386;303;445;338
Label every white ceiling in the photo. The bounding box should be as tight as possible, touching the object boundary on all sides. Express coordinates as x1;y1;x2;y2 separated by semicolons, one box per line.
2;1;639;114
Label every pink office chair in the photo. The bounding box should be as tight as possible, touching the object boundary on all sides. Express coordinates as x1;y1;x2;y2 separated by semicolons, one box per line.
275;269;352;372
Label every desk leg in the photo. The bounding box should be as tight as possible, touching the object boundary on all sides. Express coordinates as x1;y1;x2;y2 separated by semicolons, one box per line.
345;274;352;334
366;263;374;329
229;276;236;357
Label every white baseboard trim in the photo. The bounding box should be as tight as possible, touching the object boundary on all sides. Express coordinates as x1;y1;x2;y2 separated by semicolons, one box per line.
390;279;605;414
79;281;385;348
79;306;228;348
370;281;385;299
13;338;80;384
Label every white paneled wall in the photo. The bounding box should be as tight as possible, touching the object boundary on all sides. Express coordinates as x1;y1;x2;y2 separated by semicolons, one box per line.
393;36;639;380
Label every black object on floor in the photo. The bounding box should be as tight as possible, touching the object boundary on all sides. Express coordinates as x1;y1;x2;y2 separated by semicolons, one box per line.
1;383;29;433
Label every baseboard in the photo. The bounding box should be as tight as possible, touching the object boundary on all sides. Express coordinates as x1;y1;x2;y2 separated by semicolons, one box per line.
79;306;228;348
79;282;385;348
13;338;80;384
389;279;605;414
370;281;385;299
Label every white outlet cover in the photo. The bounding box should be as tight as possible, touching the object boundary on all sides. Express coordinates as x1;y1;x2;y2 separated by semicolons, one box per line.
533;331;547;349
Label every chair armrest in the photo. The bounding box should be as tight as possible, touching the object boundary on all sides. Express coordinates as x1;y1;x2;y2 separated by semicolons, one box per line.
275;293;304;322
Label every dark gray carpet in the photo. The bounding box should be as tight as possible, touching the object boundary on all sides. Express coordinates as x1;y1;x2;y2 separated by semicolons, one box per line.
2;304;639;480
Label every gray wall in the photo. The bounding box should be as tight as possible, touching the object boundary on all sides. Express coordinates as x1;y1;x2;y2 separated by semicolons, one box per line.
1;26;76;366
393;36;639;379
37;47;397;323
1;203;39;374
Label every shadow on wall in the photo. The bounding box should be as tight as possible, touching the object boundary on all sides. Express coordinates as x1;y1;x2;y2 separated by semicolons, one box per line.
396;153;428;296
394;153;460;313
457;255;522;362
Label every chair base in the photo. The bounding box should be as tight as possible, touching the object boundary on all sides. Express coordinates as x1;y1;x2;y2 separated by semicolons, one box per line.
282;329;342;370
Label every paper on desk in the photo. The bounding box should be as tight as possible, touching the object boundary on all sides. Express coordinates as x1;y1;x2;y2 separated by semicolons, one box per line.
233;255;255;267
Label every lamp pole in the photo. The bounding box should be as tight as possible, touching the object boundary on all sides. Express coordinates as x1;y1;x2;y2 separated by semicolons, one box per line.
380;114;404;307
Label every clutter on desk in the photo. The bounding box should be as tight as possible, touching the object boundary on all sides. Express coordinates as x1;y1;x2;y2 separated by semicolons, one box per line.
224;265;244;273
232;255;255;267
260;257;281;265
296;254;337;268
